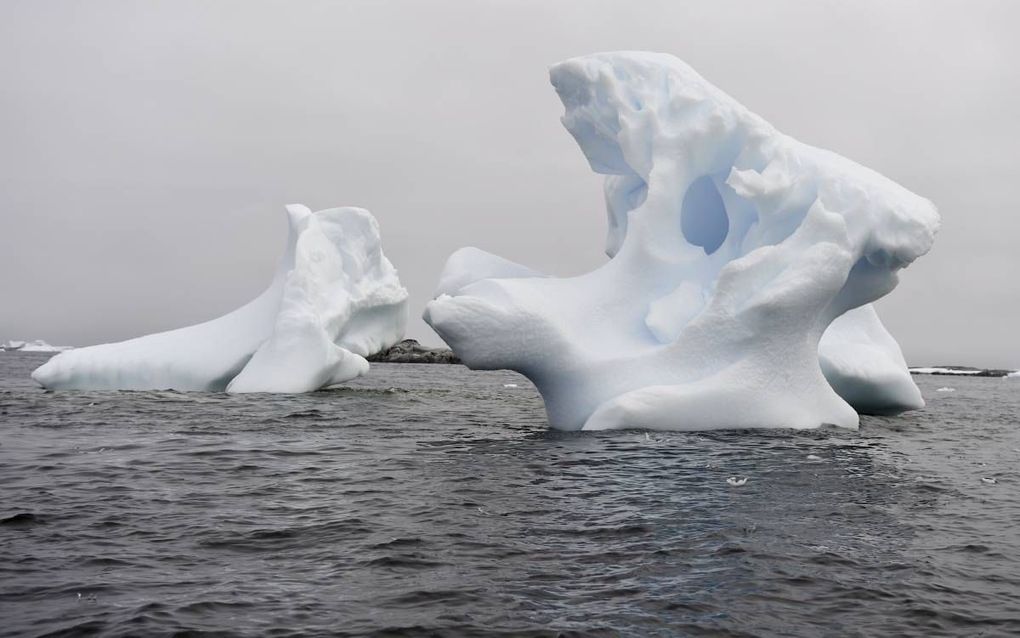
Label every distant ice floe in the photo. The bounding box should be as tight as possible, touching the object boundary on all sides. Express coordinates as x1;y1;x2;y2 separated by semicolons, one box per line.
32;205;408;393
425;51;938;432
1;340;74;353
911;366;1017;378
910;367;982;376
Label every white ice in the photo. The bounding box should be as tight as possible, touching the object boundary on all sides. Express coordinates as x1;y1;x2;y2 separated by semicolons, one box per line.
819;306;923;414
909;367;982;375
425;51;938;431
1;339;74;352
33;205;408;392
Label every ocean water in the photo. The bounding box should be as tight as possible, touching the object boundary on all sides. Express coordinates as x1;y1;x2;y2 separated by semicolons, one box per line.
1;352;1019;637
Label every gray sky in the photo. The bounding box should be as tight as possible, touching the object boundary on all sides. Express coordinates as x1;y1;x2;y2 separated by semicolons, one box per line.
2;0;1018;367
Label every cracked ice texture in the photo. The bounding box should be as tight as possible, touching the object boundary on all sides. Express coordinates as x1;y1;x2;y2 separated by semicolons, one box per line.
425;52;938;431
33;205;408;393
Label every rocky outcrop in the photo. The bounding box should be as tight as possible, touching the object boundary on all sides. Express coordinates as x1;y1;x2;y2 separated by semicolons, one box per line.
367;339;461;364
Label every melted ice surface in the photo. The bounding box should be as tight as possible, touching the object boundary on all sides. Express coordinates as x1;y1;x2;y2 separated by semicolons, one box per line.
33;206;408;393
425;52;938;431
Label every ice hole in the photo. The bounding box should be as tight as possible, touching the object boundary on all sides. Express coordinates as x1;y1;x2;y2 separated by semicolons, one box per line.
681;175;729;254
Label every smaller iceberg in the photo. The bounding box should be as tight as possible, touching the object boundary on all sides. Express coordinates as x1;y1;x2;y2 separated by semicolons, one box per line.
32;205;408;392
1;340;74;353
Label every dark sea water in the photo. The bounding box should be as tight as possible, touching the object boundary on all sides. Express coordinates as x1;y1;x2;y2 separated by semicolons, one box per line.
1;352;1019;637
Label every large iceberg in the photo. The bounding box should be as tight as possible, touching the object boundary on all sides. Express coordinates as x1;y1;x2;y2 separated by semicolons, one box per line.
33;205;408;392
425;52;938;431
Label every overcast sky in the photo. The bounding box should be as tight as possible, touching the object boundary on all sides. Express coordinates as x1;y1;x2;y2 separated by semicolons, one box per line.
2;0;1017;367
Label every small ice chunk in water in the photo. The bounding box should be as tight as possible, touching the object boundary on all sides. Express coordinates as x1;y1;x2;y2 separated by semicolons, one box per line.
936;387;956;393
806;454;822;461
727;477;748;487
981;477;997;485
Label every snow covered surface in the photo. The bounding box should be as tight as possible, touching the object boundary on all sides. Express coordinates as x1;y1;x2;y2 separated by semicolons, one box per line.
909;367;983;376
33;205;408;392
425;51;939;432
1;340;74;353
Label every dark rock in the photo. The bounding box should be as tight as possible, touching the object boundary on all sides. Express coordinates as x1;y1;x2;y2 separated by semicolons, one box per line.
368;339;462;365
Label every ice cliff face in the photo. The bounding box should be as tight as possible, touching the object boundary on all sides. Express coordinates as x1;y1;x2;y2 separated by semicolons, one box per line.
425;51;939;431
33;205;408;392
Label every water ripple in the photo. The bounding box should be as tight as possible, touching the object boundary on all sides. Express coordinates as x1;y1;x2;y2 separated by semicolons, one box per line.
1;353;1019;636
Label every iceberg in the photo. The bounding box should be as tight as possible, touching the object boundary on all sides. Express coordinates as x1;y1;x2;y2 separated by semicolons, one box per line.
32;205;408;392
425;52;938;431
1;339;74;353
